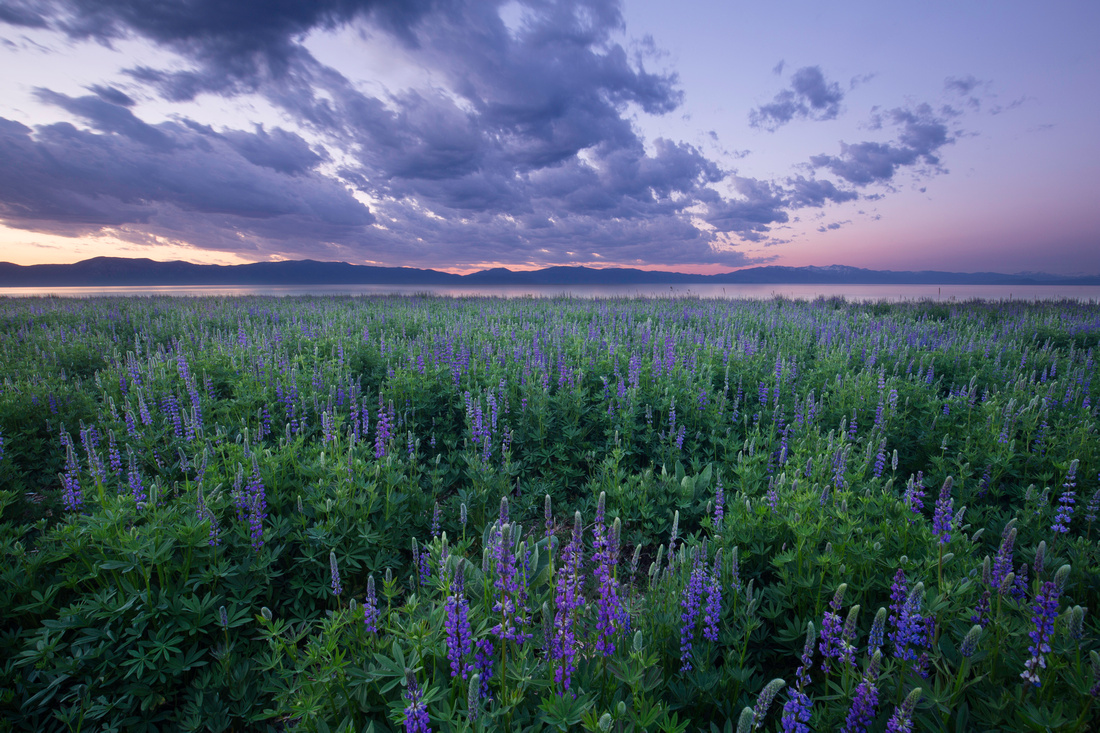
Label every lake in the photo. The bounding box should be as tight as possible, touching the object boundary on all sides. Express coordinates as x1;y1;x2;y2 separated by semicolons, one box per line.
1;283;1099;301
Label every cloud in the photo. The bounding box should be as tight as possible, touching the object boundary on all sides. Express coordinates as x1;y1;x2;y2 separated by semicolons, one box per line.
0;0;48;29
944;75;983;96
816;219;849;233
809;103;952;186
749;66;844;131
0;2;902;267
0;95;374;254
784;176;859;208
87;84;136;107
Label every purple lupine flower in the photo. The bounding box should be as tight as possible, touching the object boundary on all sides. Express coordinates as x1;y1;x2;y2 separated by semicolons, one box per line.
1052;459;1078;534
679;550;706;671
891;581;928;662
766;478;779;512
107;432;121;475
971;591;991;628
1021;581;1060;686
781;691;812;733
491;500;530;645
873;439;887;478
818;583;848;674
781;621;815;733
932;477;954;544
552;511;585;691
60;432;83;511
374;395;392;458
990;522;1017;592
593;492;627;656
431;503;442;538
418;546;431;586
127;448;146;508
868;607;887;657
363;575;380;633
703;549;723;642
1013;562;1029;602
330;551;342;597
903;472;925;521
841;651;882;733
403;673;431;733
887;570;908;647
444;572;474;679
831;446;848;491
1085;481;1100;526
977;464;992;498
714;477;725;533
246;457;266;550
473;638;495;702
885;687;922;733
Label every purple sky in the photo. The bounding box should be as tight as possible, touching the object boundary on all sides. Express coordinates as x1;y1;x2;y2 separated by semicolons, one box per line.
0;0;1097;274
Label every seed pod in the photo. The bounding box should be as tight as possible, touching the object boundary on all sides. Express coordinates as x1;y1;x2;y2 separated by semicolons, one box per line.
1067;606;1085;641
736;706;755;733
1054;564;1071;594
467;673;480;721
960;625;982;657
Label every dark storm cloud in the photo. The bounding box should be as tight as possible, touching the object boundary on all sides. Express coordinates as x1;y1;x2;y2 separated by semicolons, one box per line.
21;0;440;95
0;95;374;252
749;66;844;131
1;1;882;266
0;0;48;28
809;103;952;186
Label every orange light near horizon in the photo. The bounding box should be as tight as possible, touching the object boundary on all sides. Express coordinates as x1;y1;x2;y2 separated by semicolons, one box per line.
0;226;255;267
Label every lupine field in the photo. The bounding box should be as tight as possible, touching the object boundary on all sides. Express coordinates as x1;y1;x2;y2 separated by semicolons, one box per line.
0;294;1098;733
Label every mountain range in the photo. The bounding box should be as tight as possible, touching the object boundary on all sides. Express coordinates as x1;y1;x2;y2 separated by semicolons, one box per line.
0;257;1097;287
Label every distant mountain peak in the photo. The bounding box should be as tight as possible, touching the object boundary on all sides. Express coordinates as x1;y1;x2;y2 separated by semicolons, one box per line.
0;257;1096;287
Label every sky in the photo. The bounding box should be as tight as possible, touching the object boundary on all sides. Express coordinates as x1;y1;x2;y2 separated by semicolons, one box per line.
0;0;1097;275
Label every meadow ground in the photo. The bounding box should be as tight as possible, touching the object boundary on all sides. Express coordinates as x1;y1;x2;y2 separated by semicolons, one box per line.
0;294;1097;732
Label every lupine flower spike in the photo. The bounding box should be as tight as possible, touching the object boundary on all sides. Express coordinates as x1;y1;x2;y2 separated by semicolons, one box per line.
753;678;786;729
885;687;922;733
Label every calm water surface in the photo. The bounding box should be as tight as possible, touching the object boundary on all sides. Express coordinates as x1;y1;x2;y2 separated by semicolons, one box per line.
2;283;1099;302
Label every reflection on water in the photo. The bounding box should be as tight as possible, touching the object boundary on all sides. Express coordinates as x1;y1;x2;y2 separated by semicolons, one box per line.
1;283;1099;302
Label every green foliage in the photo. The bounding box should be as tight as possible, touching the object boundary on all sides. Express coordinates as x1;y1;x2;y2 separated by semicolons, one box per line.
0;294;1097;731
